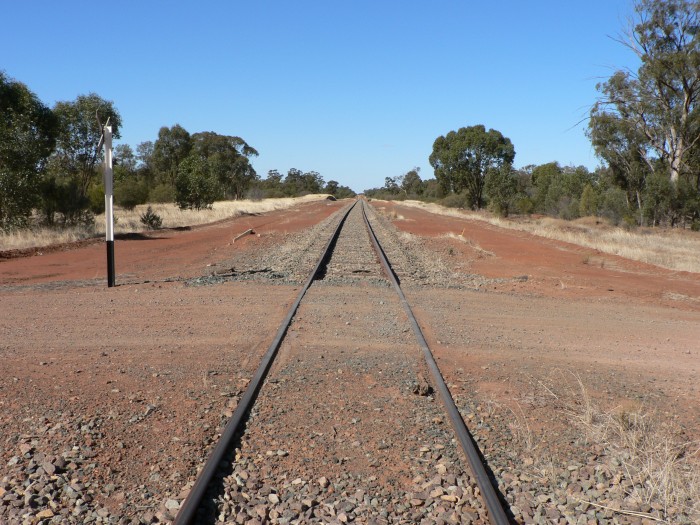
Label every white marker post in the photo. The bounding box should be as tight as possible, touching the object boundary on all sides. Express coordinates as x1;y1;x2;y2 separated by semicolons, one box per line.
103;124;115;287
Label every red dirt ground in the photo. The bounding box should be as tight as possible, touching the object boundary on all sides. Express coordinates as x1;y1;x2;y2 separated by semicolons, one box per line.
1;197;698;522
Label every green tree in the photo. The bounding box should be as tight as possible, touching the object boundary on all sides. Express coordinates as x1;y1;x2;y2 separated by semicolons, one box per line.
324;180;339;195
484;163;518;216
0;72;57;230
52;93;121;198
190;132;259;199
429;125;515;209
592;0;700;187
175;156;220;210
531;162;562;213
400;168;423;196
579;184;599;217
152;124;192;186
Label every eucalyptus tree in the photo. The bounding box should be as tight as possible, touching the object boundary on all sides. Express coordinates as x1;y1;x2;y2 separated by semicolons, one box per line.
152;124;192;186
52;93;121;198
190;132;258;199
590;0;700;186
429;125;515;209
0;72;57;230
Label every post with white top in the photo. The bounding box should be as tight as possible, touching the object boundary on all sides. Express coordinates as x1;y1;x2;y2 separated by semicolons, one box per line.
103;124;115;287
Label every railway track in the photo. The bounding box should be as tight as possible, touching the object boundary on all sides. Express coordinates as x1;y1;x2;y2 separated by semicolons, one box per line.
175;199;510;524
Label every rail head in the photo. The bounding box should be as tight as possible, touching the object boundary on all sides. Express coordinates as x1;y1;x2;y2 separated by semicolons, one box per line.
360;200;511;525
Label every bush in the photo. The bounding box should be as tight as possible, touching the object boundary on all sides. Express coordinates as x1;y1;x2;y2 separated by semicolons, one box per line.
139;206;162;230
579;184;598;217
246;186;264;201
175;156;220;210
148;183;176;203
87;183;105;214
38;176;92;226
599;187;629;226
513;196;535;214
440;192;470;209
484;165;517;217
115;179;148;210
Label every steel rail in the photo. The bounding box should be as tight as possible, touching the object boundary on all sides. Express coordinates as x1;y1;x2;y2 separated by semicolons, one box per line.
174;200;358;525
360;200;510;525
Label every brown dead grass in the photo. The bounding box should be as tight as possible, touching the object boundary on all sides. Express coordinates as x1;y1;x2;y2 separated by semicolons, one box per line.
0;195;331;252
562;374;700;524
397;201;700;273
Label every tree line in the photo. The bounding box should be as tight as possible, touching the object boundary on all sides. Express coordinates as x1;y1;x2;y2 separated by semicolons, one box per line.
0;77;353;232
367;0;700;229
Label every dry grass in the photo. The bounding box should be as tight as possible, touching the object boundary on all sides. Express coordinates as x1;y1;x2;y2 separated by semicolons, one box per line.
443;232;495;257
562;373;700;523
396;200;700;273
0;195;331;252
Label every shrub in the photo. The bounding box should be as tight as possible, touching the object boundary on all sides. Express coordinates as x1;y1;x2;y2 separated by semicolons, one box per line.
148;183;176;203
87;183;105;214
175;156;221;210
114;179;148;210
246;186;264;201
484;164;517;217
440;191;470;209
139;206;162;230
599;187;629;226
579;184;598;217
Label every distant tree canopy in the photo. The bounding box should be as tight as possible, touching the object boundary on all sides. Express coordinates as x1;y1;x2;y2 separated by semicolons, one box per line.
429;125;515;210
0;71;353;231
259;168;355;199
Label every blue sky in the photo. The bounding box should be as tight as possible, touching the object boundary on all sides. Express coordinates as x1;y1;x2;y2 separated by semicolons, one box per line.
2;1;637;192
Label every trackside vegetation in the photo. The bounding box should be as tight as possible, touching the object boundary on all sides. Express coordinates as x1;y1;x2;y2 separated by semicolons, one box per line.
366;0;700;230
0;80;354;233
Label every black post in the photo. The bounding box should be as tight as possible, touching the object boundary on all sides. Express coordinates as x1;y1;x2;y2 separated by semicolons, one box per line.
106;240;115;287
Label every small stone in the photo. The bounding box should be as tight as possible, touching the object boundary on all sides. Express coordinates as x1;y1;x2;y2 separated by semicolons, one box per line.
165;499;180;511
268;493;280;504
318;477;329;488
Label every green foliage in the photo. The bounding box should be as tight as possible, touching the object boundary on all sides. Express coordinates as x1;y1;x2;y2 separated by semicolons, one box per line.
333;185;356;199
588;0;700;226
114;179;148;210
430;125;515;209
87;183;105;215
152;124;192;186
579;184;599;217
191;131;259;199
175;156;220;210
139;206;162;230
149;183;176;203
513;195;535;214
642;174;670;225
52;93;121;199
484;163;518;217
599;187;630;226
531;162;561;213
38;175;93;226
0;71;57;230
440;192;471;209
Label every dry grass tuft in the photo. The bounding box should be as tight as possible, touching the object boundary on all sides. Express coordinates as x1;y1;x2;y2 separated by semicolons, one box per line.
0;195;330;252
562;373;700;522
443;232;495;257
397;200;700;273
